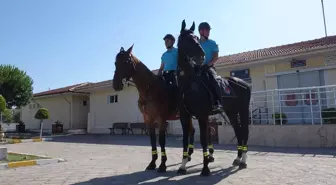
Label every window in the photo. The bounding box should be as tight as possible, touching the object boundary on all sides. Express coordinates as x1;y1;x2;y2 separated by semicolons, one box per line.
108;95;118;104
230;69;252;84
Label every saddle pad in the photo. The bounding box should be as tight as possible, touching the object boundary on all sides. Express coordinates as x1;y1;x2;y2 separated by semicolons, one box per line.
216;76;236;98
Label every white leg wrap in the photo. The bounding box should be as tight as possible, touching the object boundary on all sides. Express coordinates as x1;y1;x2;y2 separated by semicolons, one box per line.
241;153;247;163
179;158;188;170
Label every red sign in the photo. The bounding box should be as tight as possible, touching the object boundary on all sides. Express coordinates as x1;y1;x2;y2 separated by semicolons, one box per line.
304;92;318;105
285;94;298;106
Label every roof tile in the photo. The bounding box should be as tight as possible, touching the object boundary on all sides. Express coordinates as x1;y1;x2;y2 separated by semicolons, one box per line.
216;35;336;65
33;82;91;97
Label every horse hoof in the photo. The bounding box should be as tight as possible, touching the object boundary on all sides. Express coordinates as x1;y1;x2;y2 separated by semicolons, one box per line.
188;156;191;162
145;163;156;170
157;165;167;173
239;162;247;169
209;156;215;163
232;159;240;166
200;167;211;176
177;168;187;175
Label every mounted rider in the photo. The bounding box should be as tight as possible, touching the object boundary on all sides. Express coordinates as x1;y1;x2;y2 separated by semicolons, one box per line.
158;34;178;88
198;22;223;113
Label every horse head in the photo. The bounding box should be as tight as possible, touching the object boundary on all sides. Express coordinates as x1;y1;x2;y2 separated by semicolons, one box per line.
113;44;136;91
177;20;205;68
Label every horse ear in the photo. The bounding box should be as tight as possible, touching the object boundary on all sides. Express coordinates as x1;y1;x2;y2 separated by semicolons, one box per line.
127;44;134;54
181;19;186;33
190;21;195;32
120;47;125;52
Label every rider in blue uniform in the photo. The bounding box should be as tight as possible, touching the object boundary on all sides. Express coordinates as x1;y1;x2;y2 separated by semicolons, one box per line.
158;34;178;87
198;22;223;113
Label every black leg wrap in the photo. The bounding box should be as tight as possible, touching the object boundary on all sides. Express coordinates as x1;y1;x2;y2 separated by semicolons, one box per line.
146;152;158;170
158;155;167;173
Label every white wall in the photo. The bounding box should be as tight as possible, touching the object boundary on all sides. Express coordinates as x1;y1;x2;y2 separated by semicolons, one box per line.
88;86;143;133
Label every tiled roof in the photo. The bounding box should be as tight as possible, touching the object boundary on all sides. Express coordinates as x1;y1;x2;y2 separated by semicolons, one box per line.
33;82;91;97
216;35;336;65
74;35;336;90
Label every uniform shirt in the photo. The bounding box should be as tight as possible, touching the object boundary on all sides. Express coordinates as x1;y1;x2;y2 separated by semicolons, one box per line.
200;39;219;65
161;47;178;71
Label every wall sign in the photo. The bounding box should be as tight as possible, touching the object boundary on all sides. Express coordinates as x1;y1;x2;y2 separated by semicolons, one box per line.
230;69;250;79
291;59;306;68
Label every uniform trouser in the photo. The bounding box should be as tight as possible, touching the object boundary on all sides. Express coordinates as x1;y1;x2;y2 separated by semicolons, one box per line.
205;66;223;106
162;71;178;106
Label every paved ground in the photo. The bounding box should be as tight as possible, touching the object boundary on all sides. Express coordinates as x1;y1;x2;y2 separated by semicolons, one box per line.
1;135;336;185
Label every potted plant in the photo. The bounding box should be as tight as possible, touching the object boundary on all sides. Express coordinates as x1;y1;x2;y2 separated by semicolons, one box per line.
34;108;50;138
16;121;25;133
321;108;336;124
52;120;63;134
272;112;287;125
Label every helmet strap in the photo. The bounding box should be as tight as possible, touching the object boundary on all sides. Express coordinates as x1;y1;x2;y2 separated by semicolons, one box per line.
200;35;208;40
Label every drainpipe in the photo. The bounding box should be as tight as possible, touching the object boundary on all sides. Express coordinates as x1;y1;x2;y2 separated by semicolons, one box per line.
62;95;72;130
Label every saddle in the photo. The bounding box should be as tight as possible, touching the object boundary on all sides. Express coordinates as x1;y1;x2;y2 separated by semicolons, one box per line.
200;68;237;99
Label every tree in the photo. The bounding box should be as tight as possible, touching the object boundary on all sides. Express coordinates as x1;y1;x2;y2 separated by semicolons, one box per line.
0;95;5;113
0;95;6;125
35;108;49;138
1;109;13;123
13;111;21;123
0;64;34;108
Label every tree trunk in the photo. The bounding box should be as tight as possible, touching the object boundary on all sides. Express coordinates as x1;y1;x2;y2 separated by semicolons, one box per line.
39;120;44;138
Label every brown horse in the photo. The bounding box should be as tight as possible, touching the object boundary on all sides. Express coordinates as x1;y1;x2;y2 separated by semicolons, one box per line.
112;45;197;173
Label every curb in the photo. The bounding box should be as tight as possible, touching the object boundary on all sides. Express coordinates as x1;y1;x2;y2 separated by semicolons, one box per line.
0;152;65;170
6;137;53;144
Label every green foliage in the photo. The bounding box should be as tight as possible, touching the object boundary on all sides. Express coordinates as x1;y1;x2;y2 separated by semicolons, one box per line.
0;95;5;112
54;120;62;125
13;111;21;123
1;109;13;123
321;108;336;124
34;108;50;120
272;112;287;125
0;64;34;108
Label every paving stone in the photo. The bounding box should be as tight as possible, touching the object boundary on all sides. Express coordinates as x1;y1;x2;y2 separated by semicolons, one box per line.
0;135;336;185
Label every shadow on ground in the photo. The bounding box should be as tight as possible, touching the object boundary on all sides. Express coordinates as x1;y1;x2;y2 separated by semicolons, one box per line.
71;163;241;185
50;135;336;157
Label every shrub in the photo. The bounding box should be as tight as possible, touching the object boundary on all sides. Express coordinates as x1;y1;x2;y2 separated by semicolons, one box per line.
34;108;50;120
272;112;287;125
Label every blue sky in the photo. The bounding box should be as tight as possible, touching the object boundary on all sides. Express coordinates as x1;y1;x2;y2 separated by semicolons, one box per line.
1;0;335;93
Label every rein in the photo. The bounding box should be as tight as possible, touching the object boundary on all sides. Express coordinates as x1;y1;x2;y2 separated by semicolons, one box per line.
124;55;155;112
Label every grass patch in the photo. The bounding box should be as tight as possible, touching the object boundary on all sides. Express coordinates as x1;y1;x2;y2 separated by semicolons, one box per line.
0;153;48;163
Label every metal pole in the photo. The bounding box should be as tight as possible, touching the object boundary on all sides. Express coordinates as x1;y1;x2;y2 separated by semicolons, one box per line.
309;90;314;125
272;90;275;125
250;97;253;125
321;0;328;37
317;88;322;125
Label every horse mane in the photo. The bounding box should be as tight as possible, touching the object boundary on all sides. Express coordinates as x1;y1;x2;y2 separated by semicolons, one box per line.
130;53;158;81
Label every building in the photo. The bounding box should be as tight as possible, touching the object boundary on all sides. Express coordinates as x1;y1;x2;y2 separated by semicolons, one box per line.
21;83;91;131
21;35;336;143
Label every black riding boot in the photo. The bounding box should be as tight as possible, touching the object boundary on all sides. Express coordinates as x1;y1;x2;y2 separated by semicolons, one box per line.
207;67;224;113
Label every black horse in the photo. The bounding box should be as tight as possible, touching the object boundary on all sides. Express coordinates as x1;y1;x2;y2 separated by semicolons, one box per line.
176;20;252;176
